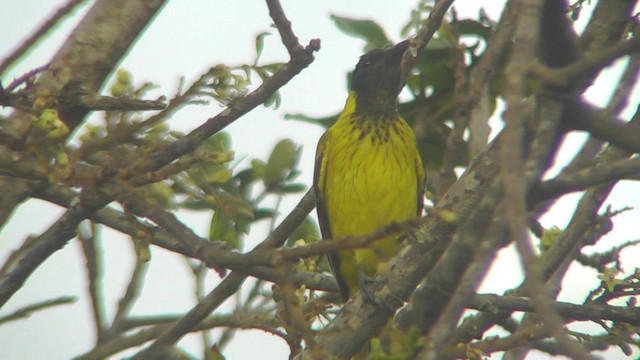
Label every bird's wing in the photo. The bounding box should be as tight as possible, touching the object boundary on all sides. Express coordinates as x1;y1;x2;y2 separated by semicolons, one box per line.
313;131;351;301
416;152;426;216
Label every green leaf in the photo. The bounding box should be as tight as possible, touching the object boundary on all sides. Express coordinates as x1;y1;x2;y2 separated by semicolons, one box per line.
251;159;266;180
330;15;391;50
287;216;320;246
254;208;277;221
280;183;307;194
254;32;271;65
284;113;338;129
260;62;284;74
195;133;232;162
179;198;212;211
235;168;259;198
209;167;233;184
539;226;563;252
263;91;281;109
209;210;241;250
285;169;301;181
215;191;254;221
264;139;300;188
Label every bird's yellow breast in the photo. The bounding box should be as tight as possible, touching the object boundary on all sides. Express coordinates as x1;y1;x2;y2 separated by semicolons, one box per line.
317;94;423;281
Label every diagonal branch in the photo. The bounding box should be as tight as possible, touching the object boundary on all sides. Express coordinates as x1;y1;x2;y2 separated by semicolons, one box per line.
0;0;89;76
131;191;314;358
0;191;111;307
0;295;76;325
0;0;320;312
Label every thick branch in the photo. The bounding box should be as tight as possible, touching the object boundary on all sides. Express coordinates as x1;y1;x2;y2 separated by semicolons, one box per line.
36;0;169;130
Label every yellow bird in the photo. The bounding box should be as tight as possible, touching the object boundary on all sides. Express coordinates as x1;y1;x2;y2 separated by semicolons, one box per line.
314;40;425;302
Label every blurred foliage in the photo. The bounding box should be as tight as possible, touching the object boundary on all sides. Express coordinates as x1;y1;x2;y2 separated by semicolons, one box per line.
330;15;392;51
176;135;307;251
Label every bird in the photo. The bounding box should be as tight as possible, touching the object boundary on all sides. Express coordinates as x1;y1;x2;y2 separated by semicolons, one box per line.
313;39;425;303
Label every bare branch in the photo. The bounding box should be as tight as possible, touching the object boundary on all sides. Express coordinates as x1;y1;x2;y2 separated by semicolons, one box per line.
533;157;640;201
0;0;89;76
75;312;287;360
109;253;149;337
0;190;111;307
0;295;76;325
78;222;108;342
470;293;640;326
130;190;314;358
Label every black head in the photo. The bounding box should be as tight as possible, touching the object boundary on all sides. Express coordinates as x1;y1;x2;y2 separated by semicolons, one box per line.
350;40;410;116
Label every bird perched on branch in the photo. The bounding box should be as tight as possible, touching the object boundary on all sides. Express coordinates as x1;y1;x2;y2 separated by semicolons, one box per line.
314;39;425;303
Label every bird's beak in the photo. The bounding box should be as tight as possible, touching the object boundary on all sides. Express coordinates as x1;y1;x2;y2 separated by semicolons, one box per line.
390;40;411;60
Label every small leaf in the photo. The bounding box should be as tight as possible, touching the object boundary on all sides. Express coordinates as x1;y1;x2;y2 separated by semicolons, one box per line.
284;113;338;129
207;167;233;184
254;208;277;221
251;159;266;180
202;132;232;152
280;183;307;194
254;32;271;65
264;139;300;188
287;216;320;246
209;210;241;250
540;226;562;252
260;62;284;74
330;15;391;50
263;91;281;109
235;168;258;198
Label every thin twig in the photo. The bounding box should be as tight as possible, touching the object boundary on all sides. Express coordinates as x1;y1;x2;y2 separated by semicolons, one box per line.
130;190;314;358
109;252;149;336
0;190;111;308
75;312;287;360
78;222;108;343
0;295;77;325
0;0;89;75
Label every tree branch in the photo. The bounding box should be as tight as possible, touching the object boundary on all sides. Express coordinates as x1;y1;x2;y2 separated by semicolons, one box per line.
532;157;640;201
130;190;314;358
0;0;89;76
75;312;287;360
0;295;76;325
470;293;640;326
78;222;108;342
530;38;640;88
